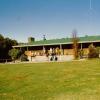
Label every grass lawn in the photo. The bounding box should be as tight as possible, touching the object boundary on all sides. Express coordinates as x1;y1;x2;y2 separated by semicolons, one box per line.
0;59;100;100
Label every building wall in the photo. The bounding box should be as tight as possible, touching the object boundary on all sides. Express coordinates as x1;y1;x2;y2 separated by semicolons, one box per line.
25;48;89;57
63;49;73;55
24;42;99;57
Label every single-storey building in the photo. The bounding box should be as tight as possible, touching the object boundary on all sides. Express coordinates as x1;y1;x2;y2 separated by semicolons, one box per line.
13;35;100;61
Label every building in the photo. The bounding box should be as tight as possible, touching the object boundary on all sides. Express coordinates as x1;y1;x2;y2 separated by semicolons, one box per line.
13;35;100;61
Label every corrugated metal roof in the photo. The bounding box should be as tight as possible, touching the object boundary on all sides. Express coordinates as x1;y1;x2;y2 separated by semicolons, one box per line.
13;35;100;47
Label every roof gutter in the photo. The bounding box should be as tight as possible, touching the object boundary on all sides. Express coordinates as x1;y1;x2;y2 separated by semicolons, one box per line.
13;40;100;48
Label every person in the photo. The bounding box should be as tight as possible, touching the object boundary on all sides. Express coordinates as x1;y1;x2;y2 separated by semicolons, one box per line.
50;48;52;55
54;56;58;61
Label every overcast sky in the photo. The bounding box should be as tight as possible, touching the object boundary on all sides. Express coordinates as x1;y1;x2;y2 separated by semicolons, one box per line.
0;0;100;42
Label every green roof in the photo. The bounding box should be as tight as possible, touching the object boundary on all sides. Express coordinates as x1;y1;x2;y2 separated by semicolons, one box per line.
13;35;100;47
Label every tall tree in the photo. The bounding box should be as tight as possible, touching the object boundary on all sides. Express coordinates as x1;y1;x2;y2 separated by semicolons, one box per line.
0;34;4;41
0;34;18;61
72;30;79;59
0;34;5;60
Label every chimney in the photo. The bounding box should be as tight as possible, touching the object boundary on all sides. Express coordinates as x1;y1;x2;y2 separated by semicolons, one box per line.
28;37;35;43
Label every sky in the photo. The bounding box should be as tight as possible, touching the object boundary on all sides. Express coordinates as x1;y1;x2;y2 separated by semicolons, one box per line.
0;0;100;42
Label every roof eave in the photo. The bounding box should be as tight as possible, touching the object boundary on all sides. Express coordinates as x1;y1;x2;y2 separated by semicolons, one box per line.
13;40;100;48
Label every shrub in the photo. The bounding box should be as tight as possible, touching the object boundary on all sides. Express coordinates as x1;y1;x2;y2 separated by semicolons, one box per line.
88;44;99;58
9;48;20;60
20;54;29;61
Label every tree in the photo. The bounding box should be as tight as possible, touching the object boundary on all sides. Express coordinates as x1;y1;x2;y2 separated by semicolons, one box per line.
0;34;5;60
88;44;99;58
72;30;79;59
8;48;20;62
0;34;18;61
0;34;4;41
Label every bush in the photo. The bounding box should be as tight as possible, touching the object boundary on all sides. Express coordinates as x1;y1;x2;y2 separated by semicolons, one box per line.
9;48;20;60
88;44;99;58
20;54;29;61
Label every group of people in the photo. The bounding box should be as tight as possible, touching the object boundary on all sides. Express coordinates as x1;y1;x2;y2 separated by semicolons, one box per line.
30;47;61;61
45;47;60;61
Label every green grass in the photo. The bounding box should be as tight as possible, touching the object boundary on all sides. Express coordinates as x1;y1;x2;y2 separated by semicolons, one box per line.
0;59;100;100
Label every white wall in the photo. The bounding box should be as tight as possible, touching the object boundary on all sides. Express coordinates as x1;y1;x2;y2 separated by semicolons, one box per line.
28;55;74;62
